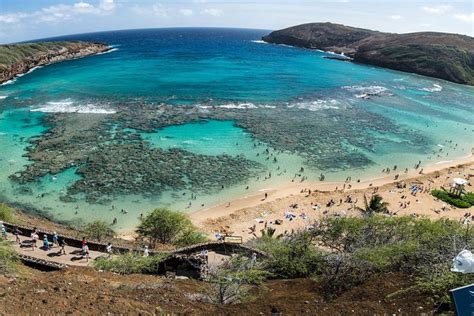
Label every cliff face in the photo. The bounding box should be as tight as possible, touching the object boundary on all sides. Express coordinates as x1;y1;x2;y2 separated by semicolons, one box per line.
0;41;110;84
263;23;474;85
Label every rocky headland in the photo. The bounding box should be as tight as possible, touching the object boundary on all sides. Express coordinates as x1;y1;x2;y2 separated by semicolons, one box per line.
262;23;474;85
0;41;110;84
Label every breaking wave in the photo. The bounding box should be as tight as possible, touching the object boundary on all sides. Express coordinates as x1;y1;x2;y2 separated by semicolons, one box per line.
251;40;267;44
30;99;116;114
419;84;443;92
96;47;119;55
342;85;391;98
287;99;340;111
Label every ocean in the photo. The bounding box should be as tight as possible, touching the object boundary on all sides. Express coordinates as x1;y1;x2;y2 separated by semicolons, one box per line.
0;28;473;230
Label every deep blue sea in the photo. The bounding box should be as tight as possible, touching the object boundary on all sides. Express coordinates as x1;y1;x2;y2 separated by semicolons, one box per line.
0;28;473;229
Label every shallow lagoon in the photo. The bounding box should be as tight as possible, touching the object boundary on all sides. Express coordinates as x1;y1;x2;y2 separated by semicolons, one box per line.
0;28;473;231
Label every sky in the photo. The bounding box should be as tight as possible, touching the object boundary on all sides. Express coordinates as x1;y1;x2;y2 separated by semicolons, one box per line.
0;0;472;43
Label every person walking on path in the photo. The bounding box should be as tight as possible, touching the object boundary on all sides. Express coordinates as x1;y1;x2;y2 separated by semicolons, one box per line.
1;225;7;240
82;243;90;262
43;235;50;250
143;245;149;257
31;231;39;251
58;237;67;255
13;226;21;244
52;232;59;247
106;243;113;259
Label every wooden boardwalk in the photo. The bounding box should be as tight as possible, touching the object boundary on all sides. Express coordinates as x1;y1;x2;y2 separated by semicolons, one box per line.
8;233;107;267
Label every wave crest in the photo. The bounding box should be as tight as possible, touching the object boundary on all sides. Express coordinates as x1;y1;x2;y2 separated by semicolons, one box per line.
30;99;116;114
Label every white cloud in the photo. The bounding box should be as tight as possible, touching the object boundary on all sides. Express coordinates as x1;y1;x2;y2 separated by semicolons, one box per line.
0;13;28;24
0;1;116;26
201;8;223;17
180;9;194;17
151;4;168;17
453;12;474;22
422;5;452;14
99;0;116;11
390;15;402;20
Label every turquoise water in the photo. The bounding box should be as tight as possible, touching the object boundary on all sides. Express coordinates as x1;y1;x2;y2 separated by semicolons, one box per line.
0;28;473;230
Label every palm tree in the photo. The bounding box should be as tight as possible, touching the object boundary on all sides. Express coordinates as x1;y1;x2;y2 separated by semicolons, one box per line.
358;194;389;217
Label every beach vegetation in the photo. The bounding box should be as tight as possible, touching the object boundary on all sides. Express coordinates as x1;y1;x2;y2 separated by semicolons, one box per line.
357;194;389;216
83;220;116;242
136;208;206;247
0;204;14;222
93;252;169;274
431;189;473;208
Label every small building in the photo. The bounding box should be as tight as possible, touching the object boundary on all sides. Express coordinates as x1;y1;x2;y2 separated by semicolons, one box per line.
450;178;468;197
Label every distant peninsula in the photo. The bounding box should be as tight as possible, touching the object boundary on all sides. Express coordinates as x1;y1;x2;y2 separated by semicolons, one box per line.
0;41;110;84
262;23;474;85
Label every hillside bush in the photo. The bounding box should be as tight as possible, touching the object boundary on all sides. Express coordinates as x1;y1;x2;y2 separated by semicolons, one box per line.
93;252;169;274
0;241;20;275
0;204;14;222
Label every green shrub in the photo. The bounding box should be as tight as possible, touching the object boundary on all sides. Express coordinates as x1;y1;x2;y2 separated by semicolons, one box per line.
136;208;207;247
205;255;271;305
308;216;473;300
93;252;169;274
250;231;323;278
431;190;471;208
415;266;474;305
83;220;115;242
0;204;14;222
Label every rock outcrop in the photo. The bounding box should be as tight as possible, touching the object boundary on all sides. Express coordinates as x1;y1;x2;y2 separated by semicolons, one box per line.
0;41;110;84
263;23;474;85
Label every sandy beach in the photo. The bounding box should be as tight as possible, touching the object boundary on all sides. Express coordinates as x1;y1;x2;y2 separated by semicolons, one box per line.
189;154;474;241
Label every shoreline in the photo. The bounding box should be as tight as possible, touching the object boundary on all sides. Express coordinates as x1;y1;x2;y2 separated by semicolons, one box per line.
0;42;111;85
117;153;473;240
189;154;474;225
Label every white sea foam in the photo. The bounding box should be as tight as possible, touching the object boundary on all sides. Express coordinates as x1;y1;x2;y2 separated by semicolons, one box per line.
0;78;16;86
0;96;7;100
420;84;443;92
198;103;259;110
96;48;119;55
342;85;391;98
251;40;267;44
220;103;258;109
287;99;340;111
30;99;116;114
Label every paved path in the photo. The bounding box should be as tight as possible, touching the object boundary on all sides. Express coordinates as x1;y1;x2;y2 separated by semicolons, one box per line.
6;233;108;267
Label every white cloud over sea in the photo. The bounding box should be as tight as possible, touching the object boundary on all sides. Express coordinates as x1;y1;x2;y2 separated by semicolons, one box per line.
0;0;472;43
